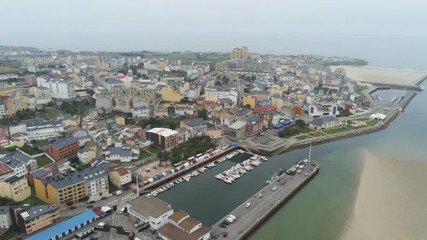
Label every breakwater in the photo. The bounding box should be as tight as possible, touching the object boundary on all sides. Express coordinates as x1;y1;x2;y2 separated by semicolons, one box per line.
211;162;319;240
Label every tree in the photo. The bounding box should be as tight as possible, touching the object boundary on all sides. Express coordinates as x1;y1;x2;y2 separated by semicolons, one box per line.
295;119;306;128
197;108;208;120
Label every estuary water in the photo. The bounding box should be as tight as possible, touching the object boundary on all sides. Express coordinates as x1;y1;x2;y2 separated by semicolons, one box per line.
157;81;427;240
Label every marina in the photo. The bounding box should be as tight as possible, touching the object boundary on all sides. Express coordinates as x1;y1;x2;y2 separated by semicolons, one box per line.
215;153;268;184
211;160;319;239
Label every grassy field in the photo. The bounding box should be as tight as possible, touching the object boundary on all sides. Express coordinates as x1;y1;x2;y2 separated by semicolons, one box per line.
138;150;151;160
367;119;379;126
147;145;162;154
36;154;54;167
19;144;43;155
309;132;326;137
296;135;313;140
324;127;351;135
0;66;19;73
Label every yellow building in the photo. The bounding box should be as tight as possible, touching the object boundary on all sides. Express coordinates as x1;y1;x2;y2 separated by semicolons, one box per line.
242;96;256;109
109;166;131;188
1;95;27;116
160;86;183;102
14;205;59;235
34;177;86;208
0;175;31;202
270;84;284;97
115;116;125;126
230;46;249;59
157;60;168;69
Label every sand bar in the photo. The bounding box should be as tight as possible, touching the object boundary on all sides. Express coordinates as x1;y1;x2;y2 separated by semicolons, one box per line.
331;65;427;85
341;151;427;240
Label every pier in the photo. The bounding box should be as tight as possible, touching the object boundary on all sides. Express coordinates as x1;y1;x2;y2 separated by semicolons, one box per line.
211;161;319;239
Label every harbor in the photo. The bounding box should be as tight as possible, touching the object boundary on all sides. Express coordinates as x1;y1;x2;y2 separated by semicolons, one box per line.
211;160;319;239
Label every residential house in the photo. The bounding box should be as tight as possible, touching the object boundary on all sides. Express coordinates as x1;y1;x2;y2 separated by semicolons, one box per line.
103;143;140;163
153;107;168;118
1;151;37;177
108;166;131;188
77;142;98;165
127;196;174;230
132;106;151;118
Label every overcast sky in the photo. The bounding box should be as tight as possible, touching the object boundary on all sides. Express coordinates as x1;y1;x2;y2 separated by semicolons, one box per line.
1;0;426;63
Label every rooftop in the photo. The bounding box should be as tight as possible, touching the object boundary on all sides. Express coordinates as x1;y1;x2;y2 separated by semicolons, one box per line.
229;120;247;130
157;223;211;240
183;118;206;127
26;210;97;240
20;205;58;222
0;162;13;176
147;128;178;137
169;210;189;224
109;166;130;176
128;196;171;218
51;136;78;149
41;162;109;189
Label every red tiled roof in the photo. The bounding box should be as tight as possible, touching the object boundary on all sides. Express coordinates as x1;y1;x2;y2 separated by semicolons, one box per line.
0;162;13;176
252;105;276;114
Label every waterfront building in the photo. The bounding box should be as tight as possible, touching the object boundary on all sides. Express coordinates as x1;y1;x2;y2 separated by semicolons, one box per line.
308;103;339;118
157;210;212;240
26;210;97;240
11;205;59;235
48;136;79;161
228;120;247;141
309;116;340;129
108;165;131;188
146;128;179;149
127;196;174;230
245;115;263;136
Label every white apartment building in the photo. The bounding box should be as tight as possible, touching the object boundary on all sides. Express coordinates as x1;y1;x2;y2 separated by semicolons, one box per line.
308;103;339;118
132;106;150;118
26;118;65;141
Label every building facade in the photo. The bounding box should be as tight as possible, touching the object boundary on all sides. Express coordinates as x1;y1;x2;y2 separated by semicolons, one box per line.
48;136;79;161
146;128;179;149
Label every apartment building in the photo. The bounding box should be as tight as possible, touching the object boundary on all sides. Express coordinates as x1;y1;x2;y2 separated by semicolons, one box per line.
0;151;37;177
308;103;339;118
48;136;79;161
230;46;248;60
11;205;59;235
25;118;65;141
146;128;179;149
0;175;31;202
0;101;6;119
103;143;140;163
132;106;151;118
0;95;27;116
34;163;109;208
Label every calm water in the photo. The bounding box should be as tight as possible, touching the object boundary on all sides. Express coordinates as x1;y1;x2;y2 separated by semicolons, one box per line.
158;81;426;239
249;82;427;240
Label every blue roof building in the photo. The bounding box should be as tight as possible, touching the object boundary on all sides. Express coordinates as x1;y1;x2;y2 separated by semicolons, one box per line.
26;210;97;240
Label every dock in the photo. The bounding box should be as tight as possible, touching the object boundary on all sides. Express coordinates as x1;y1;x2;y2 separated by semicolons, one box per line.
211;161;319;239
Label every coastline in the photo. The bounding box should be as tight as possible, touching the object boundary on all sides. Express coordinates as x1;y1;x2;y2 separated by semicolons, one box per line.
340;151;427;240
330;65;427;85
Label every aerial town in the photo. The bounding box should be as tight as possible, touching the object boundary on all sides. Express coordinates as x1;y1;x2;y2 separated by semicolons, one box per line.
0;45;417;240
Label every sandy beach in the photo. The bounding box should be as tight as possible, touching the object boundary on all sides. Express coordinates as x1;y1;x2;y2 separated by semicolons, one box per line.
341;151;427;240
331;65;427;85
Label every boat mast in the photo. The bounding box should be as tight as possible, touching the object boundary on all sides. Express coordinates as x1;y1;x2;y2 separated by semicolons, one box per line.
309;144;312;163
